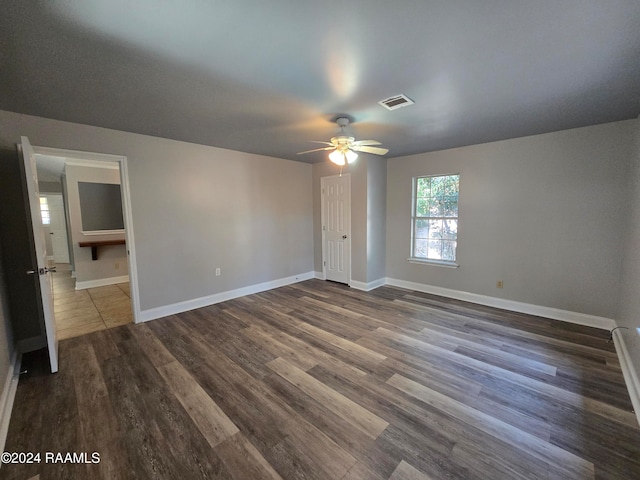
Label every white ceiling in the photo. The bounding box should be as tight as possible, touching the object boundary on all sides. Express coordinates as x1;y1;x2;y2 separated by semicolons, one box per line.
35;155;66;183
1;1;639;162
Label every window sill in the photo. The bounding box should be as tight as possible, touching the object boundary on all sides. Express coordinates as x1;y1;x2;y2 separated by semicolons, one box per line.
408;258;459;268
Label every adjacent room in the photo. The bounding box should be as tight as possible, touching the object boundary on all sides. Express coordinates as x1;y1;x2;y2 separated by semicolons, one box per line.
37;154;133;340
0;1;639;479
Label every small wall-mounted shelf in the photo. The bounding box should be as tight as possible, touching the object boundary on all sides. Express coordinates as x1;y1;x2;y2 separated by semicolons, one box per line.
79;239;125;261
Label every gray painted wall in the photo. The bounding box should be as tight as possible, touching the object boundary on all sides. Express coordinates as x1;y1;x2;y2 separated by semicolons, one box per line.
367;156;387;283
0;240;15;414
386;120;635;319
38;181;62;193
0;110;313;312
64;163;128;285
130;140;313;310
618;118;640;374
350;160;368;283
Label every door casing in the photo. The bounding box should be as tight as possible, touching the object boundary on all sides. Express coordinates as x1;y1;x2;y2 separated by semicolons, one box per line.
31;144;141;325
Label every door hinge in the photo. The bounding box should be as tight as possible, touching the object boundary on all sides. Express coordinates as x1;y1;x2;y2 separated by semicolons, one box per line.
322;188;325;194
323;261;326;266
322;225;326;231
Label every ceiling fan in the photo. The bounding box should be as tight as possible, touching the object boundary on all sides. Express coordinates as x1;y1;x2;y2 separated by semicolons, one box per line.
297;117;389;166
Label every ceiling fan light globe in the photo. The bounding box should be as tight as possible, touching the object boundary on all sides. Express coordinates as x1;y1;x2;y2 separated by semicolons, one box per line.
329;150;346;165
345;150;358;164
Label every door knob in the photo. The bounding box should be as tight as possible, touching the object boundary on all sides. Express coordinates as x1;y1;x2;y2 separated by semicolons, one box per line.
26;267;55;275
342;235;348;239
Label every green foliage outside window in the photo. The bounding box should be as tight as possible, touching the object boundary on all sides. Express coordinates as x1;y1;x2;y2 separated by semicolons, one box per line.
412;174;459;262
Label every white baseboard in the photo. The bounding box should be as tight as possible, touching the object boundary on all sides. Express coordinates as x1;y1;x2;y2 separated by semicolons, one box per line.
613;329;640;427
0;351;21;454
380;277;639;426
76;275;129;290
314;271;324;280
384;278;616;331
350;277;386;292
138;271;315;323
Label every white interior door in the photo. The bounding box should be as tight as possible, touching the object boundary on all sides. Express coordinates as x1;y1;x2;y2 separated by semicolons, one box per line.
322;174;351;284
45;194;70;263
20;137;58;373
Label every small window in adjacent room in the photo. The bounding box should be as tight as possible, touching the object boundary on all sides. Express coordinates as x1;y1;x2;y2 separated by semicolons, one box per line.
411;174;459;265
39;197;50;225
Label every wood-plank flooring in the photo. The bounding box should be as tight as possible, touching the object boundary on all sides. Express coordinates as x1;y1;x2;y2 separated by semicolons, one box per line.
4;280;639;479
52;264;132;340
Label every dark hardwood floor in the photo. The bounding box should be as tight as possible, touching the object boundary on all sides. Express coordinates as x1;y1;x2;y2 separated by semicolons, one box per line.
3;280;639;479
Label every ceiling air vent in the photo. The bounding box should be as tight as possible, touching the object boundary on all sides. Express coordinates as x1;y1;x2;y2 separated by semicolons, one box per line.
378;94;414;111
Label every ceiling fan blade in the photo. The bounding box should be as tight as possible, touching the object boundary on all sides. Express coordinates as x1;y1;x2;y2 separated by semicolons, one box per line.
351;145;389;155
309;140;336;146
297;146;336;155
352;139;382;146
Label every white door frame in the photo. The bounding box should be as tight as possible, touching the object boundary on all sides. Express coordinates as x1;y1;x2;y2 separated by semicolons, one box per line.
320;174;351;285
31;145;141;324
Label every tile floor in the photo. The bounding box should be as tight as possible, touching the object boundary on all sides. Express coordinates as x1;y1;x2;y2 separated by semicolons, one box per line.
52;264;133;340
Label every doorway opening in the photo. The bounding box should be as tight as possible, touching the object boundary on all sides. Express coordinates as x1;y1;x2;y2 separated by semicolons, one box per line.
33;146;140;341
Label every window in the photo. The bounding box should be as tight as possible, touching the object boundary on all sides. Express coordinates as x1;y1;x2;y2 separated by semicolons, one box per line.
39;197;50;225
411;174;459;265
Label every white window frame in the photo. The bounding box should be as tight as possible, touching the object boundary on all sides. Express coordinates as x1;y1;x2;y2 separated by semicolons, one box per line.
409;173;460;267
39;196;51;225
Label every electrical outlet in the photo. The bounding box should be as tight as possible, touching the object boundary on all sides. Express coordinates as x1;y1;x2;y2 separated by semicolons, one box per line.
215;268;221;276
115;263;119;270
496;280;503;289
